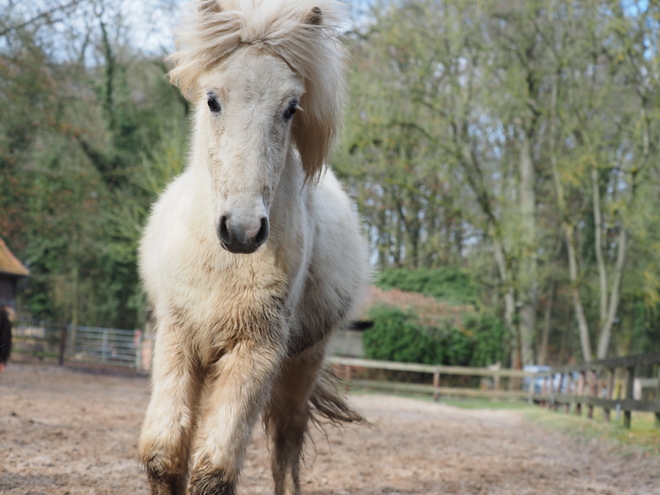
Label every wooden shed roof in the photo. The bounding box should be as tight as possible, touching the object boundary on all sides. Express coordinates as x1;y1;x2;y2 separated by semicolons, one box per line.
0;238;29;277
365;286;475;327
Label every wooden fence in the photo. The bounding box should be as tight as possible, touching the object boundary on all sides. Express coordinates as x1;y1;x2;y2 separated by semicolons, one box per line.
14;320;660;429
12;320;65;363
326;356;537;401
532;350;660;429
326;352;660;429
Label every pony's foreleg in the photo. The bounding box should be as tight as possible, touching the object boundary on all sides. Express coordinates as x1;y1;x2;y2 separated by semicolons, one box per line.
187;339;283;495
266;345;324;495
139;326;201;495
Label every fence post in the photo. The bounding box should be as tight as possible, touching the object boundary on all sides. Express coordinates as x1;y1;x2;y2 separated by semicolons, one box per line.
433;370;440;401
587;369;596;419
134;329;142;370
624;366;635;429
655;365;660;429
549;373;555;409
576;371;585;416
553;373;564;411
604;368;614;422
101;329;108;363
67;323;77;357
565;373;573;413
540;376;547;407
58;324;68;366
549;373;557;410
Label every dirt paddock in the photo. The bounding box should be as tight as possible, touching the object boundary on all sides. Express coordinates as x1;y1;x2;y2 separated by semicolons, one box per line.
1;363;658;495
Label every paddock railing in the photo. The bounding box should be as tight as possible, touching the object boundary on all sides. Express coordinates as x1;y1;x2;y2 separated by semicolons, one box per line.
325;356;537;401
15;320;660;429
66;325;139;368
13;320;63;361
326;353;660;430
13;321;152;371
532;350;660;429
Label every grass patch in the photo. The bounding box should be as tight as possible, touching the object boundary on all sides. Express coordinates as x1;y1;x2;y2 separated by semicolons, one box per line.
523;407;660;456
348;388;660;456
436;397;536;410
441;396;660;455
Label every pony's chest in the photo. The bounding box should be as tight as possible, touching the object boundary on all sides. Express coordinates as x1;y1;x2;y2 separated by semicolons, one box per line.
159;237;291;324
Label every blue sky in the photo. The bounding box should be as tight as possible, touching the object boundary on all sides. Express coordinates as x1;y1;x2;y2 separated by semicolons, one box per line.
129;0;373;53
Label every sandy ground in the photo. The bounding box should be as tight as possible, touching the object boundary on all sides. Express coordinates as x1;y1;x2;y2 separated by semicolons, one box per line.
1;363;658;495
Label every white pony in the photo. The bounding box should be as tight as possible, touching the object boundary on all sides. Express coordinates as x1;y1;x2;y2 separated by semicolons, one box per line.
137;1;368;494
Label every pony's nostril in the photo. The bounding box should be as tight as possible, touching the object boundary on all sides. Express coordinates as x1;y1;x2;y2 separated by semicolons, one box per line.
218;214;267;253
254;217;269;246
218;215;231;243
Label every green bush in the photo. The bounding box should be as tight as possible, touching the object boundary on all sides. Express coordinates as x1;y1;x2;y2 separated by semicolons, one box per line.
363;304;507;367
464;313;508;367
363;305;443;364
375;267;480;306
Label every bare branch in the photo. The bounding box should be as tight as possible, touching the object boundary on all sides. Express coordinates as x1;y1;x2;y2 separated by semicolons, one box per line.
0;0;84;37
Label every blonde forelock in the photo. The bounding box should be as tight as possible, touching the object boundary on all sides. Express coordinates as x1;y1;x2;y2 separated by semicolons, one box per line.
168;0;348;180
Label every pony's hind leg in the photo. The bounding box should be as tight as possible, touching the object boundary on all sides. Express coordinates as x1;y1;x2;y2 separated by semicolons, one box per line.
139;325;202;495
266;345;325;495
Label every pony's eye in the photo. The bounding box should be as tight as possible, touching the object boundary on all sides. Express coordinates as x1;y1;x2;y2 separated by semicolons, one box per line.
207;97;221;113
283;101;297;120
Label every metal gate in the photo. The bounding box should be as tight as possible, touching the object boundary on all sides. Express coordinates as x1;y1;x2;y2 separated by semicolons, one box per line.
66;325;140;368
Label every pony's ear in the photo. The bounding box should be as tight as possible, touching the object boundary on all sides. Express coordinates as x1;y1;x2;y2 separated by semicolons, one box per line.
304;6;323;26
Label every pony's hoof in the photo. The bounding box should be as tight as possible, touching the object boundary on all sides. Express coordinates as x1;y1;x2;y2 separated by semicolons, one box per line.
145;456;186;495
188;470;236;495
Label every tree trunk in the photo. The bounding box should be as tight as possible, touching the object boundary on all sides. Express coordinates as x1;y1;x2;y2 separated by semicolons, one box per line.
538;281;555;366
518;130;538;366
548;73;592;362
591;168;609;326
493;236;518;368
596;227;627;359
566;227;593;362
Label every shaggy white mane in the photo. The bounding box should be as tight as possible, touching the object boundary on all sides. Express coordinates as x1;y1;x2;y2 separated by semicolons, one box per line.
169;0;348;178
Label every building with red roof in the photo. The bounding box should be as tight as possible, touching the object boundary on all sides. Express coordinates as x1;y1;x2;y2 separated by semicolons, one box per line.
0;238;29;310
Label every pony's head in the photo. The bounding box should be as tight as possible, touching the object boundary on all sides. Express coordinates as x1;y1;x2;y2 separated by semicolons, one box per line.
168;0;346;254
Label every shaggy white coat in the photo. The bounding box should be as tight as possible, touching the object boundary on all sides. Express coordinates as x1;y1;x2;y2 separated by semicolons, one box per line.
137;1;368;495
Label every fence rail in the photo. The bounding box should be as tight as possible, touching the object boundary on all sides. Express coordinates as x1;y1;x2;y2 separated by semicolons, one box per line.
13;321;64;361
325;356;537;401
66;325;139;368
14;320;660;429
532;350;660;429
326;353;660;430
14;321;150;371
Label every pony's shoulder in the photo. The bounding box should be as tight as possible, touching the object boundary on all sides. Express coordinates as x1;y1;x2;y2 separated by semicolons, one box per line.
313;169;353;212
139;170;205;266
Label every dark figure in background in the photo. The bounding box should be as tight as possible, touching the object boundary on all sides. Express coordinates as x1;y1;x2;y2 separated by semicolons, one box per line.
0;307;12;372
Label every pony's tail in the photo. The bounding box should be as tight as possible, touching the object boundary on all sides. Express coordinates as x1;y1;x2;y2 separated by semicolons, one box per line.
309;368;365;426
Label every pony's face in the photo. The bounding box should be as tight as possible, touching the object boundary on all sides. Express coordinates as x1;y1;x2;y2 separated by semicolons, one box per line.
197;47;304;254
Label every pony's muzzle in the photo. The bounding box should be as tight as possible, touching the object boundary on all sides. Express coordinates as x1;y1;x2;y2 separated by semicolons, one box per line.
217;215;269;254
